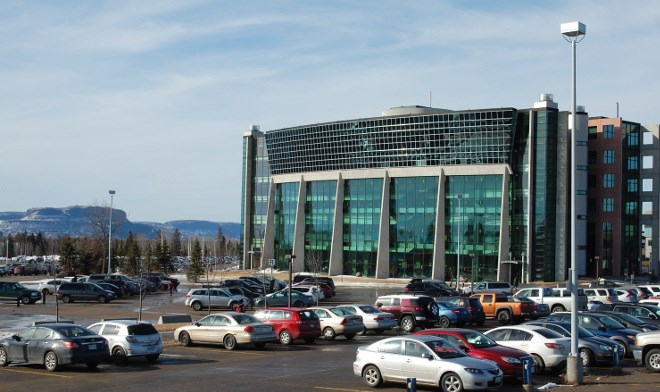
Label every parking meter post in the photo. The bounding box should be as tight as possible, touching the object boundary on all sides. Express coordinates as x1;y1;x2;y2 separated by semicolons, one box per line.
42;293;46;304
406;377;416;392
612;346;623;374
613;346;619;366
523;358;533;389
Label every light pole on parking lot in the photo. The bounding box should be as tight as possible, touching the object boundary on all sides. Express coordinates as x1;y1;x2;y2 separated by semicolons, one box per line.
286;254;295;307
108;190;115;275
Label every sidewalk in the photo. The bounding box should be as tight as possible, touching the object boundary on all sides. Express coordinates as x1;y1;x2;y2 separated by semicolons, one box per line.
534;362;659;392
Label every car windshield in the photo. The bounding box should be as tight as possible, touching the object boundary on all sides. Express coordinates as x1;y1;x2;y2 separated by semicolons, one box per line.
577;325;595;338
613;313;643;325
13;283;26;289
330;307;351;316
600;316;626;329
233;314;260;325
424;339;466;359
463;331;497;348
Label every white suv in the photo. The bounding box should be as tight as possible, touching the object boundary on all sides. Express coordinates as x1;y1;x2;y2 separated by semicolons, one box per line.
583;288;617;305
461;281;514;295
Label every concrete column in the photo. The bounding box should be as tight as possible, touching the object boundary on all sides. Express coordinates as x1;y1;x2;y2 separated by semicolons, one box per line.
328;174;344;276
432;170;446;280
375;172;390;279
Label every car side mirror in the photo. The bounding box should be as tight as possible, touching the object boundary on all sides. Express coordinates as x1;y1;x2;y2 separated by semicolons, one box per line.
375;302;383;307
459;345;470;352
599;326;607;332
421;353;433;360
12;334;20;342
195;322;201;327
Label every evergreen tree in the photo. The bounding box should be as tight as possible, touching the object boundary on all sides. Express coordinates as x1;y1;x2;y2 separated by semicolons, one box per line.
124;232;141;276
170;229;182;257
187;239;204;283
60;237;80;275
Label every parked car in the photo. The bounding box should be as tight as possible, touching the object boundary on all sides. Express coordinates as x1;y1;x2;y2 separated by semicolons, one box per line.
471;292;535;325
290;285;324;302
596;310;659;332
418;279;461;296
547;312;638;356
0;281;42;304
335;304;397;335
253;290;315;308
444;296;487;326
173;312;278;349
513;286;588;313
625;286;652;300
609;303;660;328
583;288;618;304
461;281;514;296
353;335;503;390
435;301;470;327
184;287;250;311
296;276;336;297
55;282;116;303
412;328;533;379
95;282;124;298
253;307;321;345
374;294;439;333
632;330;660;372
88;319;163;363
404;280;454;297
0;323;109;371
615;288;639;303
309;306;364;340
525;320;625;367
20;278;67;296
106;274;142;295
484;324;570;374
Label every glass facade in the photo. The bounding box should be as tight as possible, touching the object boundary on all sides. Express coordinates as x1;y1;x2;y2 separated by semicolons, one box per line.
274;182;299;270
265;109;517;175
389;177;438;278
304;180;337;273
343;178;383;277
446;175;503;283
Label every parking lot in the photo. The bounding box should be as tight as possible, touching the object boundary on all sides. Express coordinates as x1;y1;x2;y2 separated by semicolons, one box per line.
0;275;658;391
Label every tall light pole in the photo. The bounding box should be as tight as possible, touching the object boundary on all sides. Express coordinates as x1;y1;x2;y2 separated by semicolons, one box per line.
562;20;586;385
286;254;295;307
108;190;116;275
456;194;463;289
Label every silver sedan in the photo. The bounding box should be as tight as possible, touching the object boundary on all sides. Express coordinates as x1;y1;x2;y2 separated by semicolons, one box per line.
353;335;503;392
174;312;278;350
336;304;397;335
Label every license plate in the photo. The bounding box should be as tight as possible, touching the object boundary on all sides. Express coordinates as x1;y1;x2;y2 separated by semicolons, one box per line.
88;344;97;350
494;376;502;383
310;323;316;327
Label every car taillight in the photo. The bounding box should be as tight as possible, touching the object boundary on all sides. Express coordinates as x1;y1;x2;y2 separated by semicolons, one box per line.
55;289;60;296
545;343;564;350
62;341;79;349
244;326;254;333
451;309;460;314
125;336;139;343
468;307;473;312
340;319;347;326
413;306;422;312
606;296;612;302
625;292;633;298
404;287;411;291
373;317;384;321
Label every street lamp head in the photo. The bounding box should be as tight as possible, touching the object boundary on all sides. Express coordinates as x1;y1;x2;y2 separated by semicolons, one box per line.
561;21;586;41
109;190;116;195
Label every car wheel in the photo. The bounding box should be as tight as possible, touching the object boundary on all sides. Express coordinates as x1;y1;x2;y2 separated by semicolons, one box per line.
223;334;237;350
344;334;356;340
61;295;71;303
20;295;31;305
112;346;128;363
579;348;594;367
0;347;9;366
179;331;192;347
192;301;203;311
644;348;660;372
532;354;545;375
428;302;439;316
439;316;451;328
551;305;566;313
86;362;99;368
323;327;336;341
44;351;58;372
401;315;415;333
254;342;267;349
145;354;160;363
293;300;304;307
357;327;368;336
497;310;512;325
97;295;108;304
279;330;293;345
362;364;382;387
440;371;464;392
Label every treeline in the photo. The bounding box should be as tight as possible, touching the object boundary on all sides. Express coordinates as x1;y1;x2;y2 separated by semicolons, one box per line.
1;228;242;278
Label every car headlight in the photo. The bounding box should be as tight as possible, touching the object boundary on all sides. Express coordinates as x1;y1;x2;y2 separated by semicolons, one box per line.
464;368;484;374
598;344;611;351
501;356;521;363
627;335;636;341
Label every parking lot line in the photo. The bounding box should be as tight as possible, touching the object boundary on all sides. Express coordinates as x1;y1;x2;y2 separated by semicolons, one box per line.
184;347;266;356
0;367;73;378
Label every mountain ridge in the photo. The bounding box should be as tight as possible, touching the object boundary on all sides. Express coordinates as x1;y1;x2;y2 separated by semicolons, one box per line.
0;206;240;239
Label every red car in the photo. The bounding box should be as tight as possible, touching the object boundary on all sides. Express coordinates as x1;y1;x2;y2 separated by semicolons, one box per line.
412;328;532;378
253;307;321;345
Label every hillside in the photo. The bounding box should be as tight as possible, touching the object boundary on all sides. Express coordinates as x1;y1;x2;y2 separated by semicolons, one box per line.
0;206;240;239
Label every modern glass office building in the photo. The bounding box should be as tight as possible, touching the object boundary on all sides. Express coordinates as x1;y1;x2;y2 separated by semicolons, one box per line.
241;95;588;282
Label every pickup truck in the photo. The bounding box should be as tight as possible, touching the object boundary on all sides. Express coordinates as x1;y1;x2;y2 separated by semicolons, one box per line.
632;330;660;372
471;292;536;325
513;287;588;313
0;281;42;304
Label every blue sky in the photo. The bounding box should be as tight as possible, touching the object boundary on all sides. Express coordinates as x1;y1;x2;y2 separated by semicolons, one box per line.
2;1;659;223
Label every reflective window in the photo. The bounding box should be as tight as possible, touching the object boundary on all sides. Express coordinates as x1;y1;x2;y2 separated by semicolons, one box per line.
603;198;614;212
343;178;383;277
603;174;614;188
304;180;337;273
603;150;615;164
603;124;615;139
274;182;300;269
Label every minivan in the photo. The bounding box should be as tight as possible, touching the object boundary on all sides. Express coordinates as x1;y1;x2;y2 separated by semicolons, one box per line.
56;282;117;303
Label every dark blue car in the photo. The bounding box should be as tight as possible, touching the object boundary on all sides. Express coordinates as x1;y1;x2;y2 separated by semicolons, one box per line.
547;312;638;356
436;301;470;327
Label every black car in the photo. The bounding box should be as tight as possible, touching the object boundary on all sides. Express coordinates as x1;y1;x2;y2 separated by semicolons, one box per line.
609;303;660;328
96;282;124;298
221;279;265;296
0;323;109;371
299;276;336;297
444;296;486;326
56;282;117;303
404;281;453;297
